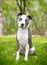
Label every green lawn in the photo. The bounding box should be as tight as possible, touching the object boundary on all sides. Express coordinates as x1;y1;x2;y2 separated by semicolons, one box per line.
0;36;47;65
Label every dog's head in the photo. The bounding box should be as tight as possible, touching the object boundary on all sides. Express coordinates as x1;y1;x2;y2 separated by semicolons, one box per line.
17;13;32;28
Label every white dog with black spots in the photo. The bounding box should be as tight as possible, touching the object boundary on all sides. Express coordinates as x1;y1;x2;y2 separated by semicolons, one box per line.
16;13;37;61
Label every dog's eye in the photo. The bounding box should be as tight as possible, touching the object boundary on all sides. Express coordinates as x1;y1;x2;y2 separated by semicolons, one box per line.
19;18;22;21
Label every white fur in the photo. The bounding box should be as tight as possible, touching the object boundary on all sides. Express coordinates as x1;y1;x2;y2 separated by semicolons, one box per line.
17;28;28;47
18;15;27;27
16;28;29;61
16;14;36;61
24;44;29;61
16;51;19;60
16;48;20;60
30;46;35;53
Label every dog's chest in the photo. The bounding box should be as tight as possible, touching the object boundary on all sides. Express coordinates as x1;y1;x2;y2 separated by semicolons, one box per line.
17;29;28;46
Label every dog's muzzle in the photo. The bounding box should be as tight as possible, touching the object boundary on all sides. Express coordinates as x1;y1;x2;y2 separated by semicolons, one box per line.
21;23;24;28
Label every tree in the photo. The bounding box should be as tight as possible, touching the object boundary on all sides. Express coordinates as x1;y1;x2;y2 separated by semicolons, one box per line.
16;0;26;13
2;0;47;35
0;0;3;35
3;0;18;34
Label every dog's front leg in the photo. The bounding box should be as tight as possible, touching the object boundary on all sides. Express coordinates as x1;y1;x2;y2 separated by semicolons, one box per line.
24;44;29;61
16;49;20;60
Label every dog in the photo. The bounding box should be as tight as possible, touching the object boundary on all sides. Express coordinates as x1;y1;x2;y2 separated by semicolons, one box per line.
16;13;37;61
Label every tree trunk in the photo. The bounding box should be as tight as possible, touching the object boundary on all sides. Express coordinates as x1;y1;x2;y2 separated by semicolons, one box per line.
0;6;3;35
42;13;46;32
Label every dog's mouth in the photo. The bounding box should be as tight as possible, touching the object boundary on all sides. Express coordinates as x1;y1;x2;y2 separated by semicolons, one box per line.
21;26;25;29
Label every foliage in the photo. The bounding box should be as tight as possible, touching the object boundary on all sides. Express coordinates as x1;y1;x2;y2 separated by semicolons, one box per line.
2;0;47;35
3;0;18;34
0;36;47;65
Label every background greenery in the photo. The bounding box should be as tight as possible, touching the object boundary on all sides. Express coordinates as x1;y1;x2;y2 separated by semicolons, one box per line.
0;36;47;65
0;1;47;65
2;0;47;35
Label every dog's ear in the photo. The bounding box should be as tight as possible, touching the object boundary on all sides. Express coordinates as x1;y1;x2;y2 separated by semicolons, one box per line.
17;13;22;17
27;15;32;20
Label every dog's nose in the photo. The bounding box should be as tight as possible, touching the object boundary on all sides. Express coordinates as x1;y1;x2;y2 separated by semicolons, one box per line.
21;23;24;27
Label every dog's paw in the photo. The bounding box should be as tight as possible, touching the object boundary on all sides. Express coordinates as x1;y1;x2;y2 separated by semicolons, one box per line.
24;58;28;61
16;57;19;61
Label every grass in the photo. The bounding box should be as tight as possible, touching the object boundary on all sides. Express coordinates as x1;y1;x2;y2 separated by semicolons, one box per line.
0;36;47;65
